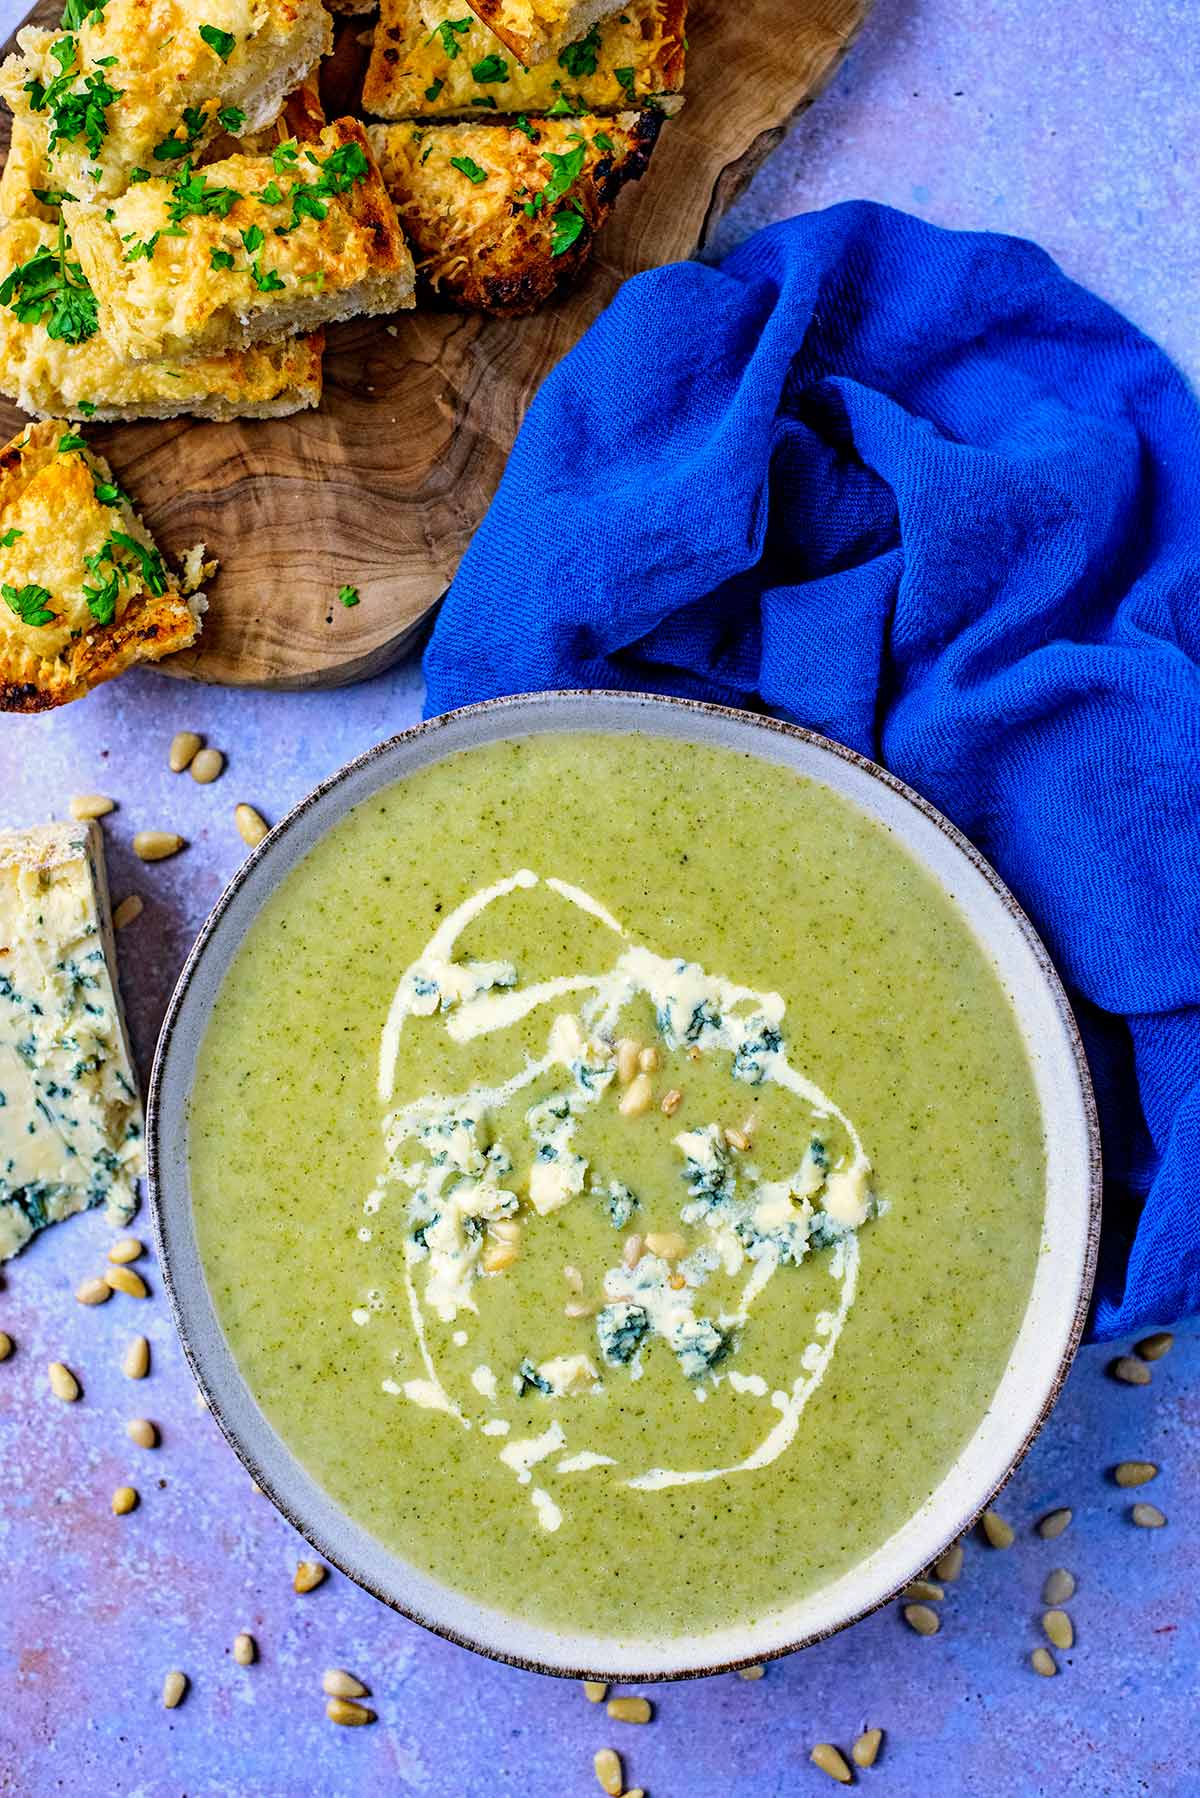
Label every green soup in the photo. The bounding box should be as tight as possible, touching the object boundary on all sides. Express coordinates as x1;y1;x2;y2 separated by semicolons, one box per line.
189;733;1044;1638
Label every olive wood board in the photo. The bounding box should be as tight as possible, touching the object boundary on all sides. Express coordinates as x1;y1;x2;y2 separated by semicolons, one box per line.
0;0;874;688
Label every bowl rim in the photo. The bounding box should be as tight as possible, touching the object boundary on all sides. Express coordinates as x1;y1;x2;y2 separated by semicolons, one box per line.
146;689;1102;1681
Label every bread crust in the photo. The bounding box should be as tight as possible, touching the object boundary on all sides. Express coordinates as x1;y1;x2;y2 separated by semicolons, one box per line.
363;0;686;120
368;108;663;315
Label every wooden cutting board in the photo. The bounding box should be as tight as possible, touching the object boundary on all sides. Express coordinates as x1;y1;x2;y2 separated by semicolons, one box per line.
0;0;873;688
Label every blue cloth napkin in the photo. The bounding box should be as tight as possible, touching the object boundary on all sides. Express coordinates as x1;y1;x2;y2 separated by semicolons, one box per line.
423;201;1200;1341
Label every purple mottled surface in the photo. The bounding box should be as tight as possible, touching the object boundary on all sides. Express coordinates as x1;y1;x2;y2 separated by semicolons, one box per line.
2;0;1199;1791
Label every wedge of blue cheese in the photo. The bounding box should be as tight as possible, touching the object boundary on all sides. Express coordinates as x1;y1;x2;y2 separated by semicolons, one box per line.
0;820;142;1259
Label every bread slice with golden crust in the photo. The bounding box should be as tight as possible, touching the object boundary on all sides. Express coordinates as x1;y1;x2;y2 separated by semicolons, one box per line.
63;119;414;363
463;0;625;67
0;420;204;712
0;118;59;224
0;0;332;202
363;0;685;120
367;109;663;314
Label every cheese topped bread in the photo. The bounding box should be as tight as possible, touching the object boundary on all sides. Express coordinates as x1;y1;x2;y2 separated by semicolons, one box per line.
0;217;323;420
63;119;415;363
0;820;143;1260
0;419;204;711
363;0;686;121
0;0;332;202
368;109;662;314
462;0;626;67
0;117;58;223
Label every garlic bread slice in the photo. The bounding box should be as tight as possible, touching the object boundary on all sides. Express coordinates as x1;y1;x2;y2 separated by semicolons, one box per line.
462;0;627;67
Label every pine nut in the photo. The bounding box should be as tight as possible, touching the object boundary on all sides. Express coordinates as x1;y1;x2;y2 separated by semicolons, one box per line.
1030;1647;1057;1677
1042;1568;1076;1605
1110;1355;1151;1386
76;1275;112;1306
737;1665;764;1681
133;830;185;862
616;1039;641;1085
48;1361;79;1401
112;895;143;930
111;1485;138;1514
981;1508;1014;1548
491;1219;521;1242
1136;1331;1174;1361
606;1696;651;1724
323;1668;369;1698
1130;1503;1167;1528
644;1231;686;1259
1114;1460;1158;1487
108;1236;143;1264
1037;1507;1073;1539
637;1046;660;1073
162;1670;188;1708
123;1336;150;1379
901;1579;944;1602
593;1748;623;1795
326;1698;375;1726
622;1234;642;1269
582;1681;607;1703
563;1263;583;1292
853;1728;883;1769
69;793;114;820
618;1072;653;1117
235;803;269;847
933;1541;964;1581
106;1265;148;1298
1043;1609;1074;1650
660;1088;682;1116
233;1633;256;1666
294;1560;326;1592
810;1743;853;1784
668;1271;686;1289
127;1417;158;1448
169;731;203;773
903;1603;940;1636
724;1126;750;1151
0;1331;11;1362
189;748;225;784
482;1242;518;1273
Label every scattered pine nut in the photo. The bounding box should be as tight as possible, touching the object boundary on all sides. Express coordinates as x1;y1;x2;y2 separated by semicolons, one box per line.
294;1560;327;1592
622;1233;643;1269
169;731;203;773
644;1231;686;1259
108;1237;144;1264
322;1669;369;1699
482;1242;518;1273
1043;1568;1076;1605
901;1579;944;1602
903;1603;940;1636
933;1541;964;1581
624;1790;646;1798
1037;1507;1073;1540
616;1039;641;1085
111;1485;138;1514
637;1045;660;1074
660;1087;683;1116
853;1728;884;1769
563;1264;584;1293
1113;1460;1158;1487
75;1275;112;1306
48;1361;79;1401
1030;1647;1057;1677
233;1633;256;1666
0;1331;11;1362
724;1126;750;1152
326;1697;375;1726
162;1670;188;1708
1110;1355;1151;1386
737;1665;765;1681
1043;1609;1074;1650
123;1336;150;1380
593;1748;623;1796
1130;1503;1166;1529
981;1509;1014;1548
491;1219;521;1243
809;1743;853;1784
618;1072;653;1118
69;793;115;820
189;748;225;784
606;1697;652;1724
132;830;185;862
1135;1331;1174;1362
582;1680;608;1703
112;894;143;930
126;1418;158;1448
235;804;269;848
106;1265;148;1299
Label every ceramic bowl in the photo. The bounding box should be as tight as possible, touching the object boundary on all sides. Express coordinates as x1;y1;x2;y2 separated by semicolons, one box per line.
147;691;1101;1680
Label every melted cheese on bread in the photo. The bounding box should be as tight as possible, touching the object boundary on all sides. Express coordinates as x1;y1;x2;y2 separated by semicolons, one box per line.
462;0;627;66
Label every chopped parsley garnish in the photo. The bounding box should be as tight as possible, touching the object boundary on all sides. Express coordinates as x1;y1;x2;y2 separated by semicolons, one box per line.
249;260;284;293
470;93;497;107
451;154;487;185
338;583;360;607
550;207;585;256
127;166;150;183
424;77;444;102
471;53;508;82
198;22;236;59
430;16;471;57
93;475;130;507
57;431;87;452
217;104;245;133
152;104;209;161
593;130;615;153
3;582;56;627
210;247;234;269
167;162;240;224
558;25;600;78
0;218;98;344
272;140;299;174
241;223;264;254
274;141;370;235
77;400;96;415
614;64;635;96
0;528;24;547
81;529;167;624
31;185;69;207
60;0;106;28
259;179;283;204
26;36;122;161
123;232;159;261
513;115;539;142
524;140;586;217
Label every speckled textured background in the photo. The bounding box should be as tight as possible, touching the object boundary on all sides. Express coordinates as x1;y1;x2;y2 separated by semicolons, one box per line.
2;0;1198;1791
